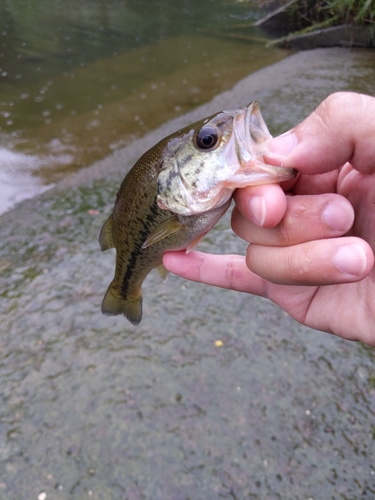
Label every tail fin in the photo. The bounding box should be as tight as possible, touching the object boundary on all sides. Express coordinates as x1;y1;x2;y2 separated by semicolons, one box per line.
101;283;142;326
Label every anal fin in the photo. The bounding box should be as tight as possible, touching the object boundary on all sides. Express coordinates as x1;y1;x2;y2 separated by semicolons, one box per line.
157;264;169;282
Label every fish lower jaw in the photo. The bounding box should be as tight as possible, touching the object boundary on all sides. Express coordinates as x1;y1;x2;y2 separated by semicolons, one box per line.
178;192;232;216
157;199;224;217
191;189;233;214
156;196;192;216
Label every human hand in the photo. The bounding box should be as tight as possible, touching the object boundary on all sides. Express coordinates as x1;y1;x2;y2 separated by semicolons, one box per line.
163;92;375;345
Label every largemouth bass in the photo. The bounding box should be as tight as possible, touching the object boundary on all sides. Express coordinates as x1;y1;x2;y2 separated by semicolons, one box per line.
100;102;296;325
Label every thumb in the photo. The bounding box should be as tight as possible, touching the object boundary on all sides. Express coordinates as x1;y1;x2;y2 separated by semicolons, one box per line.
265;92;375;175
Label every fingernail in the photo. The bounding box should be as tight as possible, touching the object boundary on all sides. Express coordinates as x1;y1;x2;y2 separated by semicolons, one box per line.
268;131;297;157
249;196;266;226
322;200;354;232
333;244;367;277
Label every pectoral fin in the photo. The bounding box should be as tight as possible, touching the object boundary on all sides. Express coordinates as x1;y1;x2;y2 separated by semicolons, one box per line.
142;215;183;249
99;214;115;251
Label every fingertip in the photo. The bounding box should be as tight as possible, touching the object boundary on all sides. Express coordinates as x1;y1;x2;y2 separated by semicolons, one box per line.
332;239;374;279
265;131;297;160
162;250;187;274
270;93;375;175
321;198;354;233
233;184;287;228
248;195;266;226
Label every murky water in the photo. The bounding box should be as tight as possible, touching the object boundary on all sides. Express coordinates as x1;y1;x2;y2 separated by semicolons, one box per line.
0;0;287;212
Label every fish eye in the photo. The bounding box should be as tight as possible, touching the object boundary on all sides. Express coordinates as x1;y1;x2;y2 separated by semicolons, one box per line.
194;126;220;151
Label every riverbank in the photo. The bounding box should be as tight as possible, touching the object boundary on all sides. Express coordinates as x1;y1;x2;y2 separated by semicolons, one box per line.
1;48;375;499
255;0;375;49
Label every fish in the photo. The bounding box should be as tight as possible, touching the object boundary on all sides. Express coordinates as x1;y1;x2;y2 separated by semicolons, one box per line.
99;101;297;325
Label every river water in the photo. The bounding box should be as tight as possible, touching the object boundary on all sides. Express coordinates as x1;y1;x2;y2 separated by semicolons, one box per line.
0;0;287;213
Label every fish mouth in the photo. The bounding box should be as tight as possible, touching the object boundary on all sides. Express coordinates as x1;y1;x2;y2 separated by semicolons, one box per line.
229;101;297;185
244;101;272;145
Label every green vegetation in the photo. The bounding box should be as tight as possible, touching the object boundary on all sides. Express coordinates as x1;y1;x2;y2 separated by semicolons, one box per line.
326;0;375;25
287;0;375;29
258;0;375;46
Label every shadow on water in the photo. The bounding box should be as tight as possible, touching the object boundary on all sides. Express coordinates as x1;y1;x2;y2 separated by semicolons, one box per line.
0;0;287;212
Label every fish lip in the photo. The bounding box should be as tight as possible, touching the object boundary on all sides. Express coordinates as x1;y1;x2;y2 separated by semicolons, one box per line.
230;102;297;183
230;103;259;167
244;102;253;147
243;101;273;148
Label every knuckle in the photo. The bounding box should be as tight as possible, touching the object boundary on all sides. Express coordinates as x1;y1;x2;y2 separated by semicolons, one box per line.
277;199;308;245
196;252;206;282
225;255;243;288
225;257;236;287
285;246;312;282
316;92;363;144
248;243;314;285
